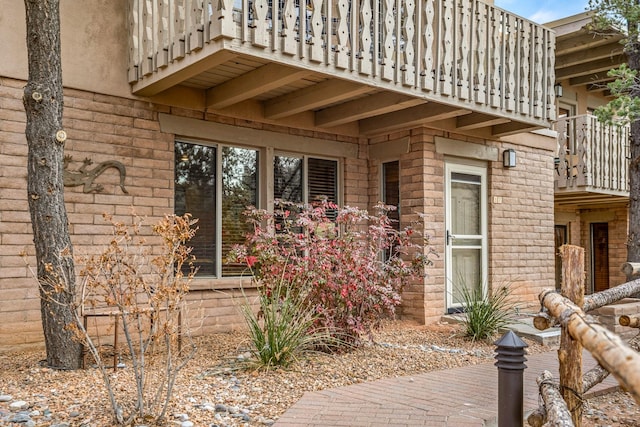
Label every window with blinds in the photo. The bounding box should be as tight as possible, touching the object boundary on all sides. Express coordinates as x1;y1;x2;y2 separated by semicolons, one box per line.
308;157;338;204
273;155;338;204
175;142;338;278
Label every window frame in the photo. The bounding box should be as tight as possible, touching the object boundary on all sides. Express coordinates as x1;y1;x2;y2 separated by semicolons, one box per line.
381;159;401;261
175;140;342;279
273;150;342;206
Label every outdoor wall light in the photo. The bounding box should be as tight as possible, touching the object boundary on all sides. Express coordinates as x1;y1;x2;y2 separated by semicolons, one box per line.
554;82;563;98
503;149;516;168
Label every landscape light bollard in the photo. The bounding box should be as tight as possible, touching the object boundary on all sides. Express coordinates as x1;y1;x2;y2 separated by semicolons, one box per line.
494;330;528;427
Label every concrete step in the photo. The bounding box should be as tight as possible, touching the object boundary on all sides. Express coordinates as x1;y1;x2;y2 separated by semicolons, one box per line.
441;314;561;346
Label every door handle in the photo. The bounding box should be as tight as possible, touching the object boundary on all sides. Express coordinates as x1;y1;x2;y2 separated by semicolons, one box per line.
447;230;452;245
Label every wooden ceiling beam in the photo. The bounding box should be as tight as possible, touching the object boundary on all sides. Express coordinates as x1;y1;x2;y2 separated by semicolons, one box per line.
455;113;510;131
491;121;541;138
359;103;469;135
206;64;312;109
132;50;238;96
556;56;625;80
569;72;615;86
264;79;374;119
315;93;425;127
555;32;623;56
555;42;624;69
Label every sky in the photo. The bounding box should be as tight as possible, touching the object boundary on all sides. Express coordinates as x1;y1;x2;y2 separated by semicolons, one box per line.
494;0;590;24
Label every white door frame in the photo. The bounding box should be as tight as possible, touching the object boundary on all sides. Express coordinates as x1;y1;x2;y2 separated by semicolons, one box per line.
444;161;488;311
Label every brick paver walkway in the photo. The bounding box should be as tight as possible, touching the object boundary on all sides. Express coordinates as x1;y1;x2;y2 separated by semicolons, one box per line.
274;350;619;426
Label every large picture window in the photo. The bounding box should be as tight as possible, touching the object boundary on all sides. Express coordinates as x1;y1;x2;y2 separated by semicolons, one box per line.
175;141;258;277
175;141;339;278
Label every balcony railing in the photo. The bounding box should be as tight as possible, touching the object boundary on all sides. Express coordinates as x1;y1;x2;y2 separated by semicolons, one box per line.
128;0;556;127
555;115;630;195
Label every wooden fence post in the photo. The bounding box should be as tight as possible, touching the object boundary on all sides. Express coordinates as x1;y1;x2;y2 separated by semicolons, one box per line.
559;244;584;427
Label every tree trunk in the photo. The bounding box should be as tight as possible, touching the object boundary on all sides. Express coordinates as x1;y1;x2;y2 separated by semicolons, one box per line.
23;0;82;370
540;290;640;404
627;44;640;280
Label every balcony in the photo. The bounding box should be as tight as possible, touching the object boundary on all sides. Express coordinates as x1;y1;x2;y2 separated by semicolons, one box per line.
555;115;630;204
128;0;556;137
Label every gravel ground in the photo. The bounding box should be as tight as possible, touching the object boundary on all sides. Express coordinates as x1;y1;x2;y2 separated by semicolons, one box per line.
0;320;638;426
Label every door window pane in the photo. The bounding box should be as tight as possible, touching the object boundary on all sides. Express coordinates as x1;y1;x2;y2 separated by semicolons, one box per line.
451;175;480;236
451;248;482;305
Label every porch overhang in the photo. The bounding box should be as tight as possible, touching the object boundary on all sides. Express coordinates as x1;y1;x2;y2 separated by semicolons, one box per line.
129;0;556;139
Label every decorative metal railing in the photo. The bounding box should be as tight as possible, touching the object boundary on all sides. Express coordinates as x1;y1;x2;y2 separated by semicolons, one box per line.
556;115;630;194
128;0;556;124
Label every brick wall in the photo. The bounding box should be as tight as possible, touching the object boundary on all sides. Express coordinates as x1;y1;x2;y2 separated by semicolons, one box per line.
369;130;556;323
0;78;367;351
0;76;557;350
1;77;44;348
488;142;556;310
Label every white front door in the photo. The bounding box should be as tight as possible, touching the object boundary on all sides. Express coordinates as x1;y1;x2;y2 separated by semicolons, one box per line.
445;162;488;312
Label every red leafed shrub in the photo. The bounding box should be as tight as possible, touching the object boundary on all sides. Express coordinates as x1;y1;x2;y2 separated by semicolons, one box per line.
228;201;434;347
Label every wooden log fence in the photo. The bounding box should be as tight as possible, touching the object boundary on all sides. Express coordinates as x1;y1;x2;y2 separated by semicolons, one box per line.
619;315;640;328
529;245;640;426
527;335;640;427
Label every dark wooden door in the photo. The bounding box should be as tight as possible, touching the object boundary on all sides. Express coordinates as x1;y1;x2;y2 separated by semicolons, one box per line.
591;223;609;293
554;225;567;290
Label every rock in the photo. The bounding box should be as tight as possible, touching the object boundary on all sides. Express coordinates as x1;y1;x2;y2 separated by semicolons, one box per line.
9;401;29;411
0;395;12;402
200;403;215;411
261;419;275;426
181;422;194;427
69;410;81;418
10;413;32;423
214;403;227;413
175;413;189;421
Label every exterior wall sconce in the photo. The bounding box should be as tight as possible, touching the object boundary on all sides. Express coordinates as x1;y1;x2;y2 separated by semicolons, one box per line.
554;82;563;98
503;149;516;168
